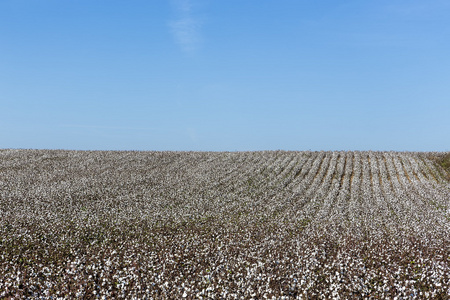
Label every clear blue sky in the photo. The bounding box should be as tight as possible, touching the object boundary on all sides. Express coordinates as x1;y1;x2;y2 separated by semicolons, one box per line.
1;0;449;151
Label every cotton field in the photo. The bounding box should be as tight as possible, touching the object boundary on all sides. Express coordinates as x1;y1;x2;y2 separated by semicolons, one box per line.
0;149;449;299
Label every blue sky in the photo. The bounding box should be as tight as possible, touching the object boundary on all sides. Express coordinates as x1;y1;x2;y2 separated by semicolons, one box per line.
1;0;449;151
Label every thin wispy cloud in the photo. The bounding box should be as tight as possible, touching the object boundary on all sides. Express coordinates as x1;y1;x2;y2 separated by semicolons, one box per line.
384;1;450;18
61;124;158;131
169;0;202;53
187;127;198;142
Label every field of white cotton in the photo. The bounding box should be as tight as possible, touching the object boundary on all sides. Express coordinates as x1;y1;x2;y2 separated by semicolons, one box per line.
0;149;449;298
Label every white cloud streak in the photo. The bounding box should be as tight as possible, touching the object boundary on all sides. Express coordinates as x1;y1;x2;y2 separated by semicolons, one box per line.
61;124;159;131
187;127;198;142
169;0;202;53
